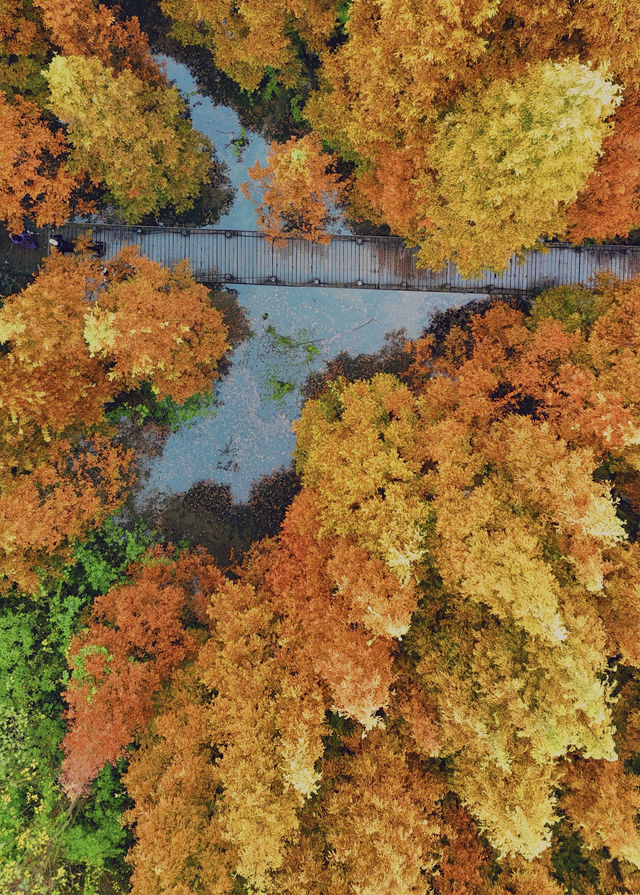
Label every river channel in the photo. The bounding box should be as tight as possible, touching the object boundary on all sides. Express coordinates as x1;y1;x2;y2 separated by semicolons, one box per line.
140;56;483;505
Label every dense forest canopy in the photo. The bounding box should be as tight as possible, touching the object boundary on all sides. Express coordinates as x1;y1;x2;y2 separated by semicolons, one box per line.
6;274;640;893
3;1;640;894
2;0;640;261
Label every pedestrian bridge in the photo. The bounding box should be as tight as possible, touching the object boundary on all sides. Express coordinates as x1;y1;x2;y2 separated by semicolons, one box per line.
5;224;640;294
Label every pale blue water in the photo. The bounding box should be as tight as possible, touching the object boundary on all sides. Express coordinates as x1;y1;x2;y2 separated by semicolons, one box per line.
142;58;481;502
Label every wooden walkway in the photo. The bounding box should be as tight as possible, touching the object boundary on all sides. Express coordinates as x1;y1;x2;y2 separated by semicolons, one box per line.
4;224;640;294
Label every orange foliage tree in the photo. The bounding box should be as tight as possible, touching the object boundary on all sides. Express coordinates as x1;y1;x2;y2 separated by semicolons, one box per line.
0;1;53;101
32;0;163;86
559;758;640;868
567;90;640;242
0;248;228;593
0;247;227;457
0;92;75;232
0;436;132;595
83;248;229;404
242;134;345;245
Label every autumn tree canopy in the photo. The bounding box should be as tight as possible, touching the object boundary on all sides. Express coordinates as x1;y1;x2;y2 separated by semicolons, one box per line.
0;0;182;228
0;91;75;232
61;547;224;795
159;0;640;265
6;1;640;892
413;60;621;274
0;0;224;230
45;55;213;223
0;248;228;593
242;134;344;245
58;273;640;892
566;89;640;241
5;0;640;253
308;0;640;260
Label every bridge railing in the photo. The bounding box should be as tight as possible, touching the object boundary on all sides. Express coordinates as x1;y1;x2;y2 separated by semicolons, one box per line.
4;223;640;294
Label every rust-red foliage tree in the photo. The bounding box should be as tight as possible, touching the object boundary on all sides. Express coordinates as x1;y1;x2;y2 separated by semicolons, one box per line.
61;548;224;795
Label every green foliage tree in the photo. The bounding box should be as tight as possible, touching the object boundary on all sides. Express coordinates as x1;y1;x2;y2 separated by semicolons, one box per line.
0;519;152;895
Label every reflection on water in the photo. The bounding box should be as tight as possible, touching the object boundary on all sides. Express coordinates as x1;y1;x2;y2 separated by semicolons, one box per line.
142;57;483;503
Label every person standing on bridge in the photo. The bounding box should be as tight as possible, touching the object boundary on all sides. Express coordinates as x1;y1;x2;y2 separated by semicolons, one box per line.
49;234;106;257
49;234;76;254
9;230;38;249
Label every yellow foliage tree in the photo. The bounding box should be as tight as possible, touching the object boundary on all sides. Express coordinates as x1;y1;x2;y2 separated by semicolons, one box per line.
414;60;621;275
45;54;213;222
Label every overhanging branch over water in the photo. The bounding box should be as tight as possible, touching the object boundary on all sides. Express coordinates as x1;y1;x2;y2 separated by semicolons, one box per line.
7;225;640;294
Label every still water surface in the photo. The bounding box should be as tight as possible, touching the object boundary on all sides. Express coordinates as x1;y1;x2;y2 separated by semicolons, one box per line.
143;57;481;502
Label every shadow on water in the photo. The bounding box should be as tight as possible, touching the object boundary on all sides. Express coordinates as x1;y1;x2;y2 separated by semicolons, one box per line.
302;329;412;399
144;467;301;569
208;284;252;346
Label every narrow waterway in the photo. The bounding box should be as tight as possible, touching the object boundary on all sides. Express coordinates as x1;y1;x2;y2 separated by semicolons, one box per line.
141;57;483;503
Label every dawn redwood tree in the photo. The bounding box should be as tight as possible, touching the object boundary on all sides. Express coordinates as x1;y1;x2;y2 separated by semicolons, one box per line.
33;0;163;86
60;548;224;795
0;437;133;595
0;0;49;100
558;758;640;868
0;0;168;228
242;134;344;245
305;0;499;159
0;0;162;100
263;488;401;727
566;90;640;242
0;247;228;458
84;565;327;894
122;665;236;895
0;248;228;593
413;60;621;274
0;91;75;232
53;256;640;892
45;55;213;223
83;248;229;403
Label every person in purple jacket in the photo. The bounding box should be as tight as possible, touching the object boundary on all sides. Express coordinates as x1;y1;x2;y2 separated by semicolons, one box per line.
9;230;38;249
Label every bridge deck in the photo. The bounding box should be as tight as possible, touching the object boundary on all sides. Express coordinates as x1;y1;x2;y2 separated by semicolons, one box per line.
4;224;640;294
